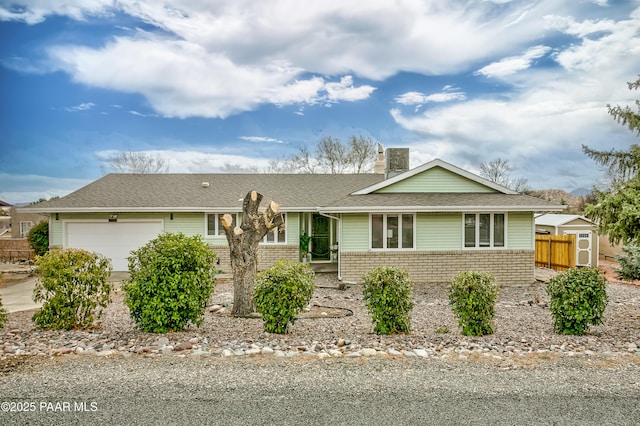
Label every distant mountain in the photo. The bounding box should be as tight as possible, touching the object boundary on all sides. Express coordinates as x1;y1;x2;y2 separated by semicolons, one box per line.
526;189;584;213
570;187;592;197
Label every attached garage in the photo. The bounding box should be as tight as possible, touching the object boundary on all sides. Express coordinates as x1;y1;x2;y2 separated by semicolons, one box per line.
64;220;164;271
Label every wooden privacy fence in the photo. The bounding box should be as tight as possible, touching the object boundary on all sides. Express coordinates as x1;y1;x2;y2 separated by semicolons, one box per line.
535;234;575;271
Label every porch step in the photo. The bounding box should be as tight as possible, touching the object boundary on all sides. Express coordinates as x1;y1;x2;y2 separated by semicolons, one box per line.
310;263;338;273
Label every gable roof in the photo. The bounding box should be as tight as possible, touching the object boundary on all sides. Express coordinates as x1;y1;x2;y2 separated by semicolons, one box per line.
352;159;518;195
535;213;594;227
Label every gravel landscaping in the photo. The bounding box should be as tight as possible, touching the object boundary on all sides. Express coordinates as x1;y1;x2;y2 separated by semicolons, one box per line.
2;271;639;363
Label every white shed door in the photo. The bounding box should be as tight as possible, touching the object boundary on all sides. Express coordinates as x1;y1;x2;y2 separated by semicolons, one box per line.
66;221;164;271
563;230;592;267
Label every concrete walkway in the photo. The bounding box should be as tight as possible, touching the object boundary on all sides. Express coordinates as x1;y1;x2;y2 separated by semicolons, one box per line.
0;271;130;313
0;276;40;313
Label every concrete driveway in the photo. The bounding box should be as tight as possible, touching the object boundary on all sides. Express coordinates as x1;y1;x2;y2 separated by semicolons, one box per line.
0;272;129;313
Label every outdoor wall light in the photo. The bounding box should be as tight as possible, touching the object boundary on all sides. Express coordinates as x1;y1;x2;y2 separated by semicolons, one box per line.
170;213;174;220
55;213;59;221
109;214;118;222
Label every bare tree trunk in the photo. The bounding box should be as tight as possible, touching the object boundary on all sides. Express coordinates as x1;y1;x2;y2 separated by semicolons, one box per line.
221;190;284;317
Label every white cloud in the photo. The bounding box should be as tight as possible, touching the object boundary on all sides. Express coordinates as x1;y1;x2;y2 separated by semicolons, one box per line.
96;149;273;173
324;76;376;102
391;5;640;190
5;0;580;119
239;136;284;144
64;102;95;112
475;45;551;78
0;173;92;204
395;88;466;106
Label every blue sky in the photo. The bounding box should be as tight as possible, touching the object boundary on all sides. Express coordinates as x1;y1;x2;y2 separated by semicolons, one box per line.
1;0;639;204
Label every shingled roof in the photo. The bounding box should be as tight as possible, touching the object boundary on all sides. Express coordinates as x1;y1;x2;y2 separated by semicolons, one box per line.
23;173;386;212
22;166;563;213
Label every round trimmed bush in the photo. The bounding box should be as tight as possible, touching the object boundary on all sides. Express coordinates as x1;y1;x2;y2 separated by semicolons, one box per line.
362;266;413;335
449;271;498;336
123;233;217;333
32;248;113;330
546;267;607;335
27;221;49;256
254;260;316;334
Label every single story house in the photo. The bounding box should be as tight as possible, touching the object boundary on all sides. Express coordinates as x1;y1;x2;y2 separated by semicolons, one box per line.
22;152;563;284
535;213;599;267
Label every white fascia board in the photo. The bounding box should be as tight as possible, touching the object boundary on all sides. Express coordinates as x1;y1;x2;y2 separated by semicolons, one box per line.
20;206;319;214
351;158;518;195
320;205;566;214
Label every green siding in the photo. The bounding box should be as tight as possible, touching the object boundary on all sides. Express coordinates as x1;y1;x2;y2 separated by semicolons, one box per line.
416;213;462;250
286;212;300;246
341;214;369;252
508;212;534;249
375;167;497;193
167;213;205;237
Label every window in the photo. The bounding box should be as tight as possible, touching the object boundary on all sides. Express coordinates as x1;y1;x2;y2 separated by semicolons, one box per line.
371;213;414;249
207;213;239;236
19;221;34;237
464;213;506;248
262;214;286;244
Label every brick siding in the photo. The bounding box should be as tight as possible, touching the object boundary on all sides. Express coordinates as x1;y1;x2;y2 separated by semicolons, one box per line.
210;245;299;273
340;250;535;286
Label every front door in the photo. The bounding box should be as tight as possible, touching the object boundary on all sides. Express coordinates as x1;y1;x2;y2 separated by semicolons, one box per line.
311;213;331;261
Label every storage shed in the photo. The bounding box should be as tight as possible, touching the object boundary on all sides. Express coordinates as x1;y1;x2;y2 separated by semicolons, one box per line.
535;214;599;267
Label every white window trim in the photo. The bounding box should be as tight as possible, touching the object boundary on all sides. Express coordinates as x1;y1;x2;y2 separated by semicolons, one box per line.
261;213;287;244
205;213;240;237
462;212;508;249
19;221;34;237
369;213;416;251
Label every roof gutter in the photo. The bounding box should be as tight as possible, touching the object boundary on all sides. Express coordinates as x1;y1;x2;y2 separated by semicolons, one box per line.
319;205;566;214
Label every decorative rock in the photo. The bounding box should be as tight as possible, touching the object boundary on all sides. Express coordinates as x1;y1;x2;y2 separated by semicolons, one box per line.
413;348;428;358
96;349;116;357
361;348;377;357
387;348;402;356
261;347;274;355
328;349;343;357
174;342;193;352
157;337;170;346
221;349;234;357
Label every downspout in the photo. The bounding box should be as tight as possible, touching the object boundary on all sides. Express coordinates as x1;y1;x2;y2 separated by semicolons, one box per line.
319;212;342;281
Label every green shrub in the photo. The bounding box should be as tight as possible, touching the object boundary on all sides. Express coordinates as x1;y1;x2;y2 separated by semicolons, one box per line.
615;245;640;281
362;266;413;335
0;271;7;327
546;267;608;335
254;260;316;334
27;221;49;256
32;248;113;330
449;271;498;336
123;233;217;333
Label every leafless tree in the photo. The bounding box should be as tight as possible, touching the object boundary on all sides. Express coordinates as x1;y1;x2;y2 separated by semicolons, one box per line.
347;135;377;173
105;151;169;174
269;135;378;174
480;158;530;192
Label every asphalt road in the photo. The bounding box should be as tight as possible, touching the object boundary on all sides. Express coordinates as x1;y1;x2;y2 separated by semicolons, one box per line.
1;355;639;425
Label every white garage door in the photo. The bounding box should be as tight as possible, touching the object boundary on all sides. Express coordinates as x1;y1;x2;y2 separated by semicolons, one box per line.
66;221;164;271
